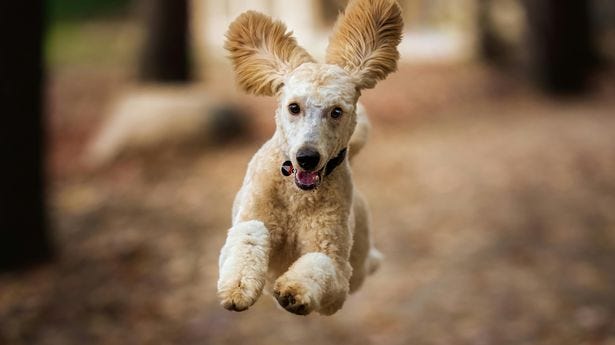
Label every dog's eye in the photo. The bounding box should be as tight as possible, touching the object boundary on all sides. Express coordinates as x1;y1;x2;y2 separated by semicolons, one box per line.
288;103;301;115
331;107;343;119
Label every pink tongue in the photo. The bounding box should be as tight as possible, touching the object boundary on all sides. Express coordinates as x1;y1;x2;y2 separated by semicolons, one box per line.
297;170;319;185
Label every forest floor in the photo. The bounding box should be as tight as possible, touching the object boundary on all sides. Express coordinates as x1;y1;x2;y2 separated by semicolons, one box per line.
1;60;614;345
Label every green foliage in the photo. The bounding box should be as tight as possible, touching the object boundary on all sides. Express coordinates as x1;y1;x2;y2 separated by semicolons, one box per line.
47;0;132;22
45;0;136;67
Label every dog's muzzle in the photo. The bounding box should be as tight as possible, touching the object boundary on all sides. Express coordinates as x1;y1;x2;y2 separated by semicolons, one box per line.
281;148;347;191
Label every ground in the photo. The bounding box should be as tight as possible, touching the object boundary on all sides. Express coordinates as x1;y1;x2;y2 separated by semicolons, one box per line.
0;61;614;345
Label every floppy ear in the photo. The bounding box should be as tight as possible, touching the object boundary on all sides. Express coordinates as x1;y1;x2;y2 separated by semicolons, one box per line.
326;0;403;90
225;11;315;96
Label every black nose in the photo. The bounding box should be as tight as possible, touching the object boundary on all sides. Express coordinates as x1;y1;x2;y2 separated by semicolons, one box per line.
296;147;321;171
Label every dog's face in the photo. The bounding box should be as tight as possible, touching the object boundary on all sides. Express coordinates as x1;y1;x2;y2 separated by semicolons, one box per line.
225;0;403;190
277;63;358;189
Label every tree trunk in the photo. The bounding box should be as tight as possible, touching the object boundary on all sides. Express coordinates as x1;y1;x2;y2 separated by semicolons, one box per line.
0;2;53;270
320;0;346;25
523;0;596;93
478;0;508;64
138;0;191;82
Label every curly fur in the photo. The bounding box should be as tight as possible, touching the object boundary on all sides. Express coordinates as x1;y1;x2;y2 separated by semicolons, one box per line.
218;0;402;316
326;0;403;89
225;11;315;96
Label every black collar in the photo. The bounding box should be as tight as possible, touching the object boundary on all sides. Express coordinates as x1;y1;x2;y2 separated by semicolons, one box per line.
281;148;348;177
324;148;347;176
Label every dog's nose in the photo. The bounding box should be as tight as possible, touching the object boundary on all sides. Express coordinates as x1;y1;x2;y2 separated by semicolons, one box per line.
296;147;321;171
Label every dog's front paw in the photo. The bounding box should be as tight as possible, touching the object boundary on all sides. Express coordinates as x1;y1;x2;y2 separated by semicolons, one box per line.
273;277;318;315
218;276;264;312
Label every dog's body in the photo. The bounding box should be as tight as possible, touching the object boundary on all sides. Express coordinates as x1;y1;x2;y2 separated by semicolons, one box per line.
217;0;403;315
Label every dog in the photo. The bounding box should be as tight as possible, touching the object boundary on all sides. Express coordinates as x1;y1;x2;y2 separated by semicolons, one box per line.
217;0;403;315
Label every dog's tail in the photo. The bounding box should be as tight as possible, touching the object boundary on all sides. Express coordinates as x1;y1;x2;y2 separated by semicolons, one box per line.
348;103;371;161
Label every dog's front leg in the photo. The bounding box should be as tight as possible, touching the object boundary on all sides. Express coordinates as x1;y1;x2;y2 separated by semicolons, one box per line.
217;220;270;311
273;224;352;316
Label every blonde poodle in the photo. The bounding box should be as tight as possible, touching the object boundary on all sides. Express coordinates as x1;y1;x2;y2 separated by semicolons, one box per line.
218;0;403;315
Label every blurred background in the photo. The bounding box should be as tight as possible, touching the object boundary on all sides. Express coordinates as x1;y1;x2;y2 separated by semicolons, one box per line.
1;0;615;344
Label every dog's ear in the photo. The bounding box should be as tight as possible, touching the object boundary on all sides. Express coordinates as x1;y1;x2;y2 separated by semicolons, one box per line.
326;0;403;90
225;11;315;96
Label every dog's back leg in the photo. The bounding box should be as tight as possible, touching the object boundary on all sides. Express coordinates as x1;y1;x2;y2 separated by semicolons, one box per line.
348;103;371;160
348;190;382;293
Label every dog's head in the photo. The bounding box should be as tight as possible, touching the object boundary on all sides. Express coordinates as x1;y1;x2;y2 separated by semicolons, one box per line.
225;0;403;190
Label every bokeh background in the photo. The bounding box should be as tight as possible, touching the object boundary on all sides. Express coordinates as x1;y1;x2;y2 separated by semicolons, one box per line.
1;0;615;344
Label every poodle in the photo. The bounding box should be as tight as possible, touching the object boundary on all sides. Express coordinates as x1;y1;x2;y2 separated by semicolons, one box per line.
217;0;403;315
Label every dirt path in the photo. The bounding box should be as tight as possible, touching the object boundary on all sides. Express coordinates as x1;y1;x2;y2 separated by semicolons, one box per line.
1;65;614;345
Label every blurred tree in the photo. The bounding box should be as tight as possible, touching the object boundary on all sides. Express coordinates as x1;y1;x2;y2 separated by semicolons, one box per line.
523;0;597;93
138;0;191;82
320;0;346;25
0;2;54;270
478;0;509;64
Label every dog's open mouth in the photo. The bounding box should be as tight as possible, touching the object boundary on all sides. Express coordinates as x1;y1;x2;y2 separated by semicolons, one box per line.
281;148;347;191
294;169;322;191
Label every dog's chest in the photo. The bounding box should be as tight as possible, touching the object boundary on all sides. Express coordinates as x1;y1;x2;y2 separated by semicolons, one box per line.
268;184;352;242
